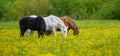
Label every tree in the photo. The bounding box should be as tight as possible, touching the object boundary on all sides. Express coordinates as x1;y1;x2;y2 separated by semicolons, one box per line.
2;0;52;21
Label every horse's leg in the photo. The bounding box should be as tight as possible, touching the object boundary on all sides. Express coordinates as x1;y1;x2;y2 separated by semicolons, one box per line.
45;30;52;35
61;29;66;36
26;29;34;37
26;29;31;36
20;28;26;37
52;27;56;36
48;30;52;35
38;30;44;38
30;30;34;36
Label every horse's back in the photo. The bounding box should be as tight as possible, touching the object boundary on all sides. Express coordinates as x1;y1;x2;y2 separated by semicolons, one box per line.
50;15;66;26
61;16;77;28
45;15;66;28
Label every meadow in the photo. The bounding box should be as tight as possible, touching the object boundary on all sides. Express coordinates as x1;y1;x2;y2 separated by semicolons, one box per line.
0;20;120;56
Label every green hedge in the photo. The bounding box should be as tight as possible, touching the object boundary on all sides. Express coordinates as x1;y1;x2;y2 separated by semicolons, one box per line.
0;0;120;21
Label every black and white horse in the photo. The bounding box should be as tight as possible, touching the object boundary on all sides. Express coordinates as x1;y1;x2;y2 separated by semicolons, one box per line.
19;15;46;38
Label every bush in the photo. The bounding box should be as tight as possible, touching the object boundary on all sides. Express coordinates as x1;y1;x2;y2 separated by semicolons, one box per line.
1;0;120;21
50;0;103;20
89;0;120;20
2;0;52;21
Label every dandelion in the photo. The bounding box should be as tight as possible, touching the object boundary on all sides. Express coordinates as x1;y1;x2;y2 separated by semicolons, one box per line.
0;21;120;56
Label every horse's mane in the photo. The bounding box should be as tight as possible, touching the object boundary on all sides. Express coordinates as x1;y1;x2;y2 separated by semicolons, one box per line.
61;16;78;29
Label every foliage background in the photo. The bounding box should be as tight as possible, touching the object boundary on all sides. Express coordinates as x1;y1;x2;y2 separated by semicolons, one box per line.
0;0;120;55
0;0;120;21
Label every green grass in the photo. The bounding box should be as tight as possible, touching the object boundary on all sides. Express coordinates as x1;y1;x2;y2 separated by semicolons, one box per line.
76;20;120;29
0;20;120;56
0;21;19;30
0;20;120;29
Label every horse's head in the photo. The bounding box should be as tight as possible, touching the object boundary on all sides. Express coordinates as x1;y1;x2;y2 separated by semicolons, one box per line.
73;27;80;35
61;26;68;36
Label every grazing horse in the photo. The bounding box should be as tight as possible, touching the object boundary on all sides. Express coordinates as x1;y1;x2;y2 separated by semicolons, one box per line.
46;16;80;35
19;15;46;38
44;15;68;36
61;16;79;35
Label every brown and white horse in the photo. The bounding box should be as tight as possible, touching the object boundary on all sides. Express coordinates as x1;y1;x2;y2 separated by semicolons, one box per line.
60;16;79;35
45;16;80;35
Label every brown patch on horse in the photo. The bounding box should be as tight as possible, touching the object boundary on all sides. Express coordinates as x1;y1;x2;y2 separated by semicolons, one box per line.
61;16;80;35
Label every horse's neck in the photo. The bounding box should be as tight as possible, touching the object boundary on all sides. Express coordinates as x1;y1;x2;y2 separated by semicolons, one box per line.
68;20;78;30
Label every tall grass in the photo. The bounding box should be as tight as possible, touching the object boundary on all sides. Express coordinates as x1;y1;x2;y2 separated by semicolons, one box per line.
0;20;120;56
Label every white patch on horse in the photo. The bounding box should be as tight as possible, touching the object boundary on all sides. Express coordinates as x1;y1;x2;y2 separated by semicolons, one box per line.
29;15;37;18
26;29;34;36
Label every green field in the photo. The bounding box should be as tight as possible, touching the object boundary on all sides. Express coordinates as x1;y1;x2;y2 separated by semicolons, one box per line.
0;20;120;56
